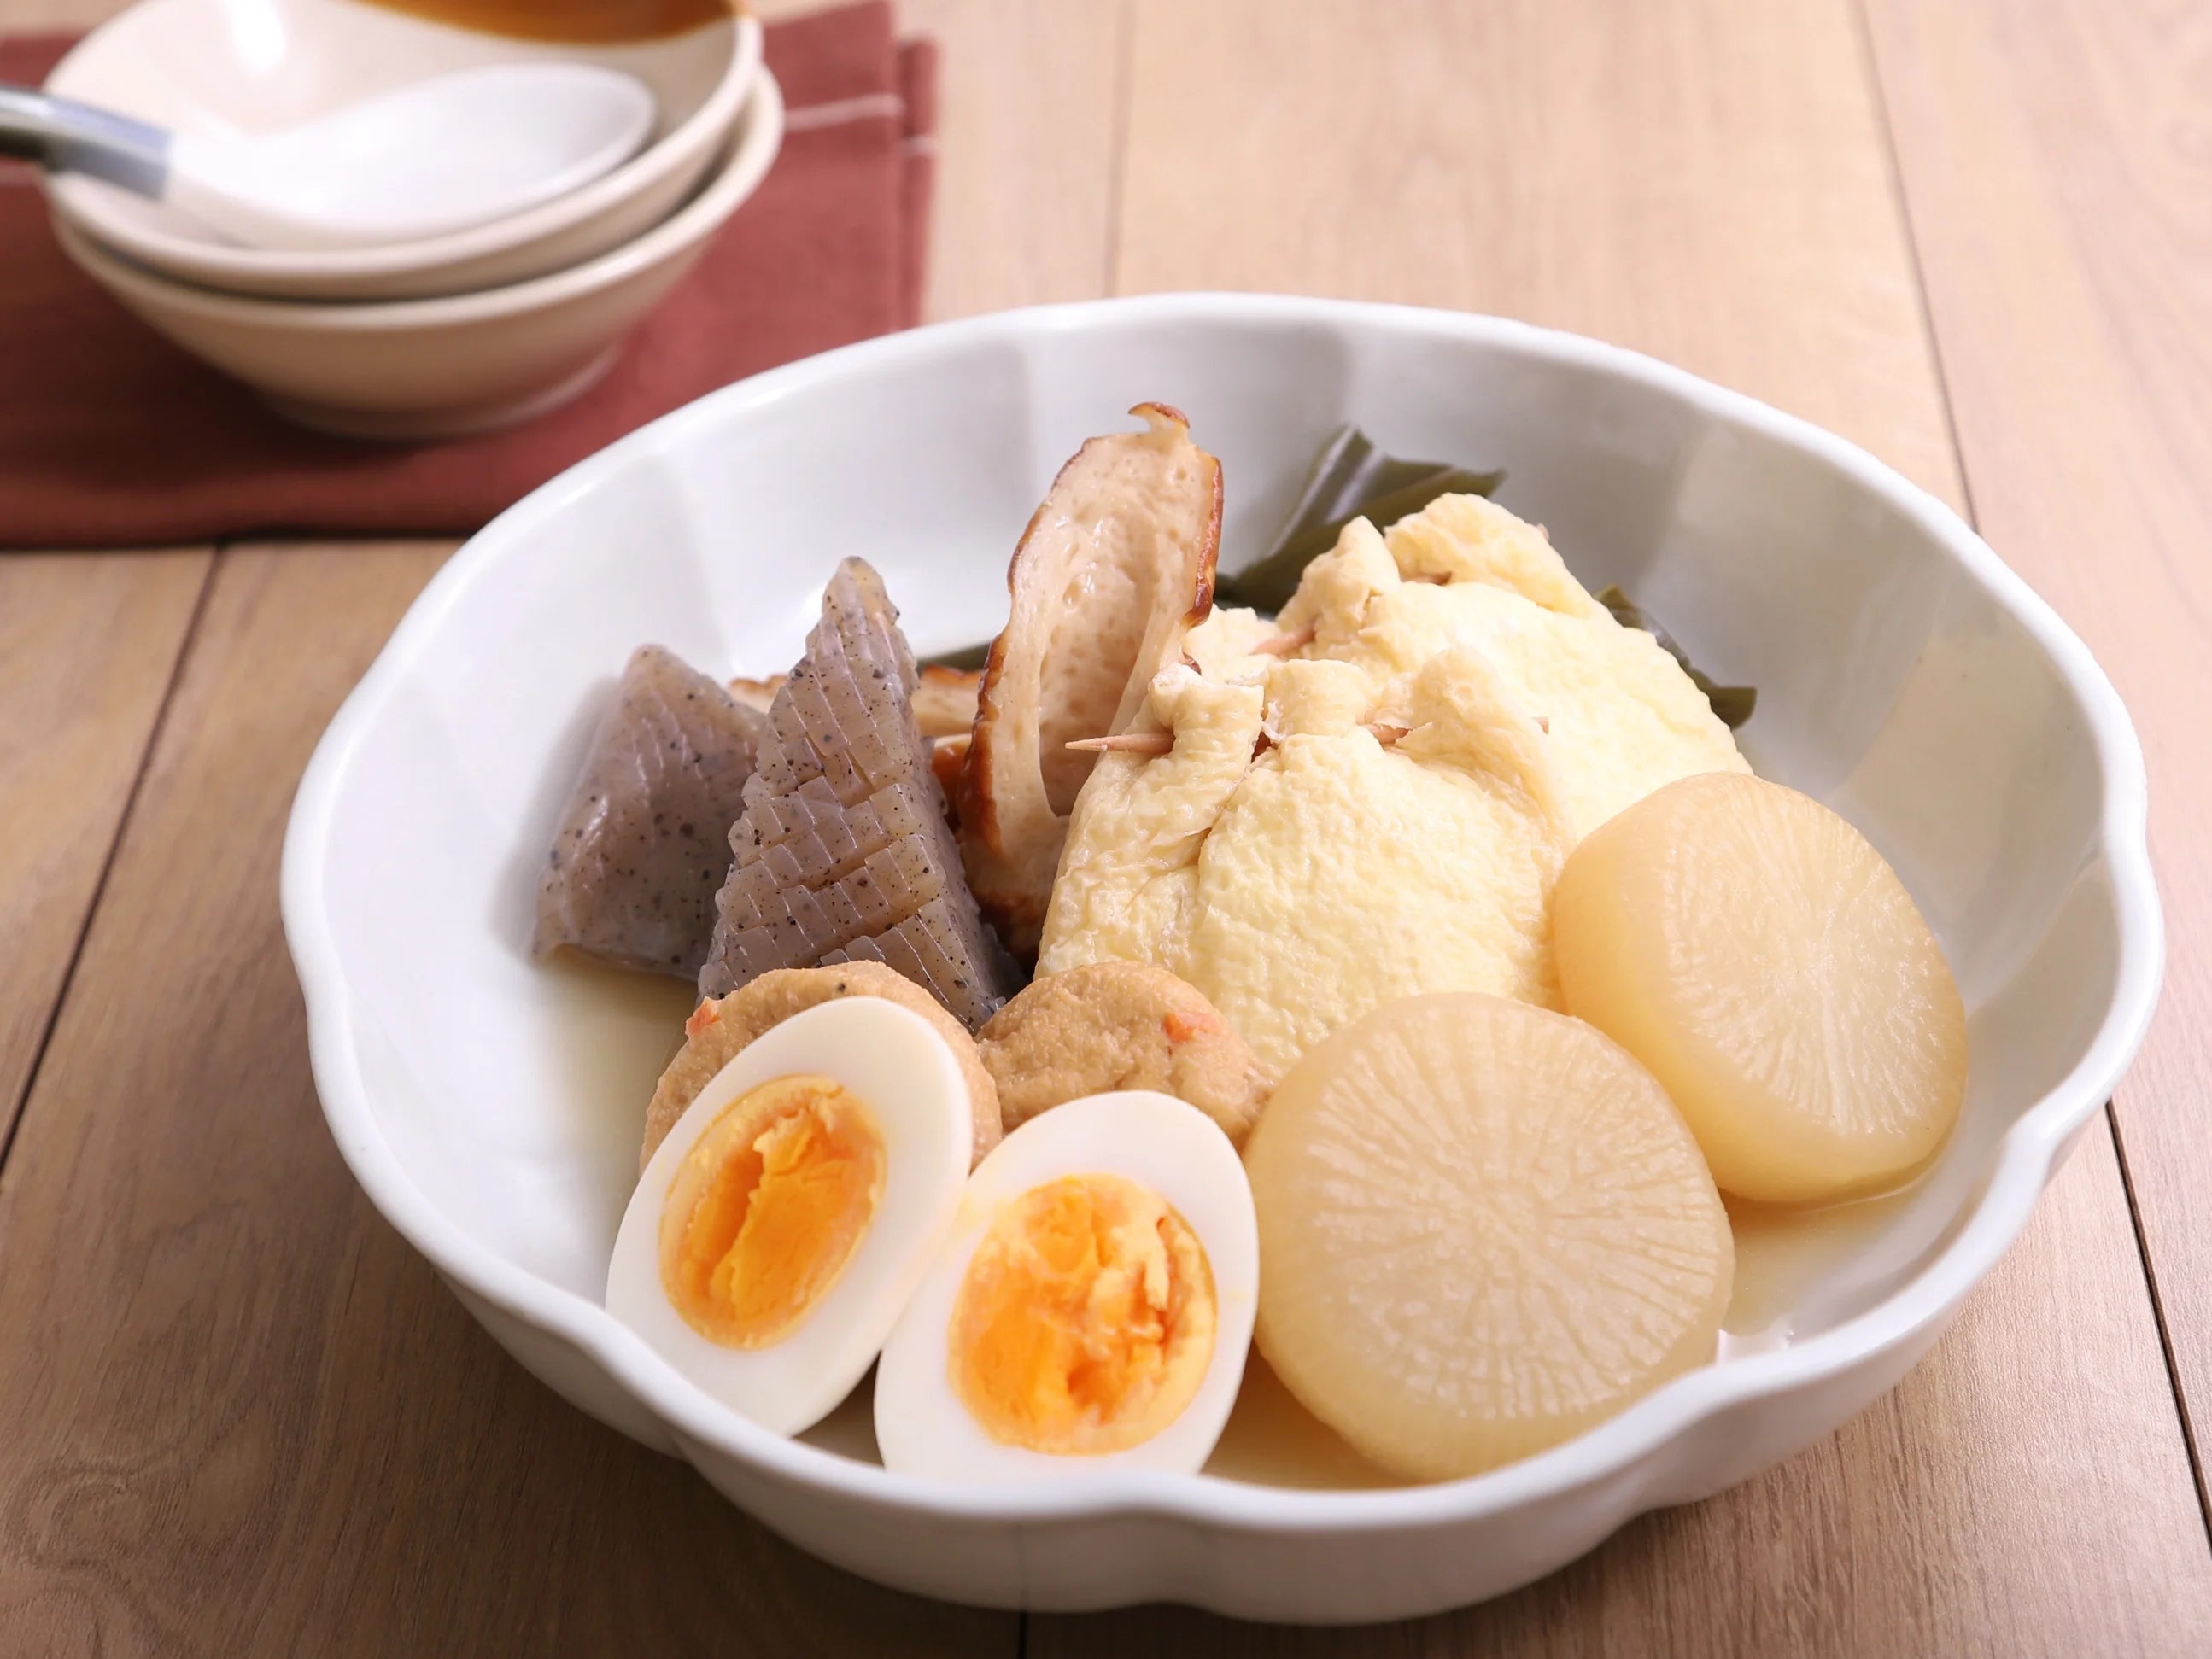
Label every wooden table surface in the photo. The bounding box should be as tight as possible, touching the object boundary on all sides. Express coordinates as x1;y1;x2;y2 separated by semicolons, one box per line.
4;0;2210;1652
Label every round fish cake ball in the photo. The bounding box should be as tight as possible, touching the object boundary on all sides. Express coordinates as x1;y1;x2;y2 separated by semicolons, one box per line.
644;961;1001;1171
976;962;1269;1145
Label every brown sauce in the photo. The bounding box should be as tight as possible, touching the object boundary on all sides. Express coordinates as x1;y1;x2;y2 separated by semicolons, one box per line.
362;0;734;45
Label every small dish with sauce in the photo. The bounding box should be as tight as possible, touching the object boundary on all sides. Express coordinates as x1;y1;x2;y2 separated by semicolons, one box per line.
41;0;761;301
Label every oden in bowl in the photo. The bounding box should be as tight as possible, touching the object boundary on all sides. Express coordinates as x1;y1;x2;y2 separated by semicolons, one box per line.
282;295;2161;1622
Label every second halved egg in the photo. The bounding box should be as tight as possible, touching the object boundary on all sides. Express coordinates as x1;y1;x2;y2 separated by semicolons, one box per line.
874;1091;1258;1482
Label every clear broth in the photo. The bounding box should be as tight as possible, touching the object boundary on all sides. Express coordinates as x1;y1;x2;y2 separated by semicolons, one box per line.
1721;1177;1932;1348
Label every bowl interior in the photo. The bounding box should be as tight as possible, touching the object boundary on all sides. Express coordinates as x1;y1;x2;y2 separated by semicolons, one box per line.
302;303;2133;1489
47;0;735;257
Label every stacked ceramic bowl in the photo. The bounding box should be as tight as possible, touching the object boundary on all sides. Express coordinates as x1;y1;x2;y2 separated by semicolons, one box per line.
44;0;779;438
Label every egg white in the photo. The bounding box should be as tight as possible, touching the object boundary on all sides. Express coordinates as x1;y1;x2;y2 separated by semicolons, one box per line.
873;1090;1259;1483
605;997;974;1436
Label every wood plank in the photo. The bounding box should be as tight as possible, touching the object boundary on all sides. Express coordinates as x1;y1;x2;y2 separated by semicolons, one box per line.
0;546;1015;1657
0;552;208;1147
747;0;1132;321
1862;0;2212;1518
0;0;115;28
893;0;1126;320
1031;0;2212;1647
1109;0;1963;505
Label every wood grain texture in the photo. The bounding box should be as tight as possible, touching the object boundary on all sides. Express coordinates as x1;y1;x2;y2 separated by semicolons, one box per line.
898;0;1125;319
752;0;1127;319
0;552;208;1146
1111;0;1963;505
1863;0;2212;1520
1034;0;2212;1647
0;546;1015;1658
0;0;112;25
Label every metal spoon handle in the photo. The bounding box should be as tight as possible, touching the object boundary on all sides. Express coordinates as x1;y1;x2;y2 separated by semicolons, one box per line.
0;84;170;196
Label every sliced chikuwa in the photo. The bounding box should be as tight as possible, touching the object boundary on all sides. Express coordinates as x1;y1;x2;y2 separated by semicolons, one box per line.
957;404;1222;955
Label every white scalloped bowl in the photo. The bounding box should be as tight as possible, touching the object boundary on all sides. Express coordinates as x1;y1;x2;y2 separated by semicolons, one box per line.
282;295;2162;1624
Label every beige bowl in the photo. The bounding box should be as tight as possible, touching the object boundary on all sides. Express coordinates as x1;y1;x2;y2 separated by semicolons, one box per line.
44;0;760;301
56;69;783;441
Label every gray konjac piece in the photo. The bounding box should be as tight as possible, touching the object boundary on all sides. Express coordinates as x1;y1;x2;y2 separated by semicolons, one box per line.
534;644;769;979
699;557;1021;1029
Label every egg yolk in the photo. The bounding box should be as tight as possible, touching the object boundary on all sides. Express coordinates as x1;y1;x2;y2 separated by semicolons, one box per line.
949;1173;1216;1455
658;1074;887;1349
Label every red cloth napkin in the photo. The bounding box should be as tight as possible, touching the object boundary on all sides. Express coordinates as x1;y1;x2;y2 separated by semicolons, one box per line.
0;3;934;549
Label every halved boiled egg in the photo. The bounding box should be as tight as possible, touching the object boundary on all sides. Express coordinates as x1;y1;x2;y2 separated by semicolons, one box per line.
605;997;976;1435
874;1090;1258;1482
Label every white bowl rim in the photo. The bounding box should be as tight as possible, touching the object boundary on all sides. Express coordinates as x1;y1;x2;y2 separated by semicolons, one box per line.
282;292;2165;1533
46;7;762;283
53;68;785;331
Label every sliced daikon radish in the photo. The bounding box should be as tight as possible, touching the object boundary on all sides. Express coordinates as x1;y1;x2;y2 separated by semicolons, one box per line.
1553;772;1967;1205
1243;994;1732;1482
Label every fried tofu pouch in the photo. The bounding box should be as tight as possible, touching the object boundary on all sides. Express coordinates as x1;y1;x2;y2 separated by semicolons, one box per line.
1040;653;1571;1079
1284;499;1748;838
1037;494;1749;1081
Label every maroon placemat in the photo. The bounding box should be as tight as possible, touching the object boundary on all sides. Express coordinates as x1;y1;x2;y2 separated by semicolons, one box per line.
0;3;935;548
